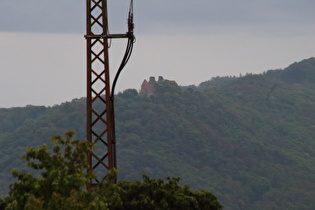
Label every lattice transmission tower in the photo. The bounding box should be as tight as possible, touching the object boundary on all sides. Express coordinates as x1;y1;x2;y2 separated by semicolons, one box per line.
85;0;135;189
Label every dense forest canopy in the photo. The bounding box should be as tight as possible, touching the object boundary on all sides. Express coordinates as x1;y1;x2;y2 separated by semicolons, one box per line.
1;58;315;209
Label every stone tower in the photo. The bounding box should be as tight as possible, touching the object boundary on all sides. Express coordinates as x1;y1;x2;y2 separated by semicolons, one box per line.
140;76;157;96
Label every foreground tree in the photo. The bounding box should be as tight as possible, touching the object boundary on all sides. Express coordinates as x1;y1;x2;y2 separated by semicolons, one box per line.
0;197;5;209
1;131;222;209
116;175;222;210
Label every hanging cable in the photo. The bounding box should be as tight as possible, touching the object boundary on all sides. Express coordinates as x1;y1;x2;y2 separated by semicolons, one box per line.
111;36;134;98
111;0;135;98
110;0;135;170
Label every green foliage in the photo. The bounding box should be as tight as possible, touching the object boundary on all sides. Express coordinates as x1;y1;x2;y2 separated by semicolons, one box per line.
3;131;100;209
115;58;315;209
198;76;237;91
0;197;5;209
1;131;221;209
1;58;315;209
118;89;138;99
264;57;315;86
156;79;181;94
116;175;222;210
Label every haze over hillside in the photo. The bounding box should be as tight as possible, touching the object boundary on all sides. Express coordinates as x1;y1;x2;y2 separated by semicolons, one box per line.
1;58;315;209
2;1;315;108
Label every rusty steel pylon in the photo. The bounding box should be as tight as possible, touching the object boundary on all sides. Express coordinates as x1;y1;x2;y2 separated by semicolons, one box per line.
85;0;134;189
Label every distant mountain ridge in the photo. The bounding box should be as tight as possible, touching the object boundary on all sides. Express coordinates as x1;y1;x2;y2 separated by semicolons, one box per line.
265;57;315;85
198;57;315;90
1;57;315;209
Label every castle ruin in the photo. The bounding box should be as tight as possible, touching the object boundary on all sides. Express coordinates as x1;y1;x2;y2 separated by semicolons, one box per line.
139;76;164;96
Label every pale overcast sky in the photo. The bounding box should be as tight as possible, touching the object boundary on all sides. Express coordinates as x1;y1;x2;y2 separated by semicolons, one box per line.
1;0;315;107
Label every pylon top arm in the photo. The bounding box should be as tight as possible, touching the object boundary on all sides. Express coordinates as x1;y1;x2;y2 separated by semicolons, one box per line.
85;33;132;39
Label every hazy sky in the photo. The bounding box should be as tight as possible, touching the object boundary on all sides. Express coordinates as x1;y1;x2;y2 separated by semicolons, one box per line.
1;0;315;107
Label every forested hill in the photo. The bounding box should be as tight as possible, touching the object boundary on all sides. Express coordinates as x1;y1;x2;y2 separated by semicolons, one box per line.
1;57;315;209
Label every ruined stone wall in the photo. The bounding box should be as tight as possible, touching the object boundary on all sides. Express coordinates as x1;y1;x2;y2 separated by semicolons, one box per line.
139;76;156;96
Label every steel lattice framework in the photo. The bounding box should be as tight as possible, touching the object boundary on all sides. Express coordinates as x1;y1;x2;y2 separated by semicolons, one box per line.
85;0;134;189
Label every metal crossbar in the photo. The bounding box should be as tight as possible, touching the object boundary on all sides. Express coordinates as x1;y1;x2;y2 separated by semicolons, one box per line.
86;0;135;189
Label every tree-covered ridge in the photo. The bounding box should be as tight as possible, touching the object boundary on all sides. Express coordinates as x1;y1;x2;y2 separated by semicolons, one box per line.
116;75;315;209
264;57;315;86
0;99;86;199
1;57;315;209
